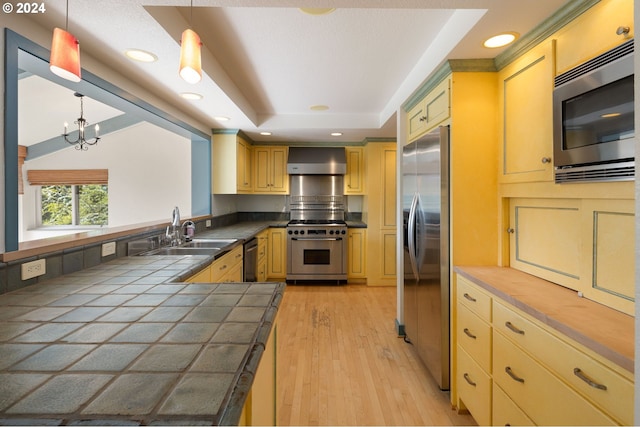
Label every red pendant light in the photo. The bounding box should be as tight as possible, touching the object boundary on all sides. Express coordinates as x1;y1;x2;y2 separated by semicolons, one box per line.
49;0;81;82
50;27;81;82
179;28;202;84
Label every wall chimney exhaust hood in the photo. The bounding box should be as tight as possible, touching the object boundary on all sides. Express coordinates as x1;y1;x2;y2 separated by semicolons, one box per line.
287;147;347;175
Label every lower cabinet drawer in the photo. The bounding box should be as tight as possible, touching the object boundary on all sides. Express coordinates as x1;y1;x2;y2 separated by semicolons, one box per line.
494;300;633;425
492;383;534;426
457;303;491;373
493;331;616;426
457;345;491;426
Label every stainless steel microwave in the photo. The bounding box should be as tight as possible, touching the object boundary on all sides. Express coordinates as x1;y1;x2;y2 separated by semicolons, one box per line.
553;39;634;183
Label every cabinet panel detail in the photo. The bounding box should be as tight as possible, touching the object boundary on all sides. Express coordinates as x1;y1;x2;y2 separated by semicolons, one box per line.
511;202;581;286
592;210;634;301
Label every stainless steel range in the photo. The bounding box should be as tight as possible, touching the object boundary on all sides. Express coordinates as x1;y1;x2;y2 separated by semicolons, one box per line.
286;147;348;283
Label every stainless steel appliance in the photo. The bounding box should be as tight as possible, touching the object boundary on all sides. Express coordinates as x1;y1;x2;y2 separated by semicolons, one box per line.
243;237;258;282
286;147;348;283
553;39;634;183
402;125;450;390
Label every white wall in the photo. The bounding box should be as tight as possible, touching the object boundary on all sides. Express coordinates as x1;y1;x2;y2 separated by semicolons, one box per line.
22;122;191;240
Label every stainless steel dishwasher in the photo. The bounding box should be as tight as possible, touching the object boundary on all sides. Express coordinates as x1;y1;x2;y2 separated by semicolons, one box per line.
243;238;258;282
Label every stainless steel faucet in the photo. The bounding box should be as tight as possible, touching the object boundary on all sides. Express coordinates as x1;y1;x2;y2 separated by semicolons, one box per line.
166;206;182;246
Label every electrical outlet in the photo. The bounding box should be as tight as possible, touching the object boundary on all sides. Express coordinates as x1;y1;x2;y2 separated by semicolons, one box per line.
102;242;116;257
21;259;46;280
206;220;211;227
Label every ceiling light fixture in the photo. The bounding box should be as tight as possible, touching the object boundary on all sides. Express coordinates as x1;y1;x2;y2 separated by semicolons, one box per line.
62;93;100;151
180;92;203;100
49;0;81;82
214;116;230;122
331;132;343;137
125;49;158;63
179;0;202;84
483;32;519;48
260;132;272;136
299;8;335;15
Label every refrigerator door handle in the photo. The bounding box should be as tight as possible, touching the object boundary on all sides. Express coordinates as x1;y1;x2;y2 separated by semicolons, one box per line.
407;192;419;280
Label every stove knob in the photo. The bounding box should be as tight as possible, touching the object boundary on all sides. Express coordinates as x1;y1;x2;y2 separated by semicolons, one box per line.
341;230;346;235
329;230;334;235
300;230;305;235
294;230;299;235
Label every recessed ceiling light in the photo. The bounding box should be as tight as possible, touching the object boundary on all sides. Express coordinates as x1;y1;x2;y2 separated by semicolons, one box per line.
310;105;329;111
483;32;519;48
214;116;230;122
124;49;158;63
299;8;335;15
260;132;272;136
180;92;203;100
331;132;343;137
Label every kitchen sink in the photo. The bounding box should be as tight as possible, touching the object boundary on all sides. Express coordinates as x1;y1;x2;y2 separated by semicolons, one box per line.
181;238;238;249
138;247;222;256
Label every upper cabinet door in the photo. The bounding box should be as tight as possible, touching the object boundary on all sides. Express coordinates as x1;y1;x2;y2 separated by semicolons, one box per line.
498;41;554;183
554;0;633;75
344;147;364;195
253;146;288;194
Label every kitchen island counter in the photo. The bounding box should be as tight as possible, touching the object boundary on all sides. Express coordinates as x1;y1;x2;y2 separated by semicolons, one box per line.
0;253;284;425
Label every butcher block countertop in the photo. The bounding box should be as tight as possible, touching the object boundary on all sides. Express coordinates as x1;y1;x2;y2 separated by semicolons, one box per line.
0;253;284;425
455;266;634;374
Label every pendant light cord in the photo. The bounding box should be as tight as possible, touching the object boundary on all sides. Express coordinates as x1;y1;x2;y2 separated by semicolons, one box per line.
64;0;69;30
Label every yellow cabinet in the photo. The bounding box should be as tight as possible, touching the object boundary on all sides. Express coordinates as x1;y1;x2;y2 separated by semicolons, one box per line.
363;142;396;286
344;146;364;195
347;228;366;280
509;197;635;315
406;77;451;142
267;228;286;279
554;0;633;74
211;245;244;282
256;230;268;282
493;331;616;426
212;132;253;194
241;319;278;426
492;382;535;426
457;346;491;427
185;264;211;283
498;40;554;183
253;146;288;194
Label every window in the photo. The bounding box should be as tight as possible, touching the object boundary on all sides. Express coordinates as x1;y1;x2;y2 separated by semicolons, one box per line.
41;184;108;226
27;169;109;228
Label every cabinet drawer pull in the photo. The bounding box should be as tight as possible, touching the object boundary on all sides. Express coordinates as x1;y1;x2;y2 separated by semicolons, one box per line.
505;366;525;383
573;368;607;390
463;373;476;387
463;328;477;339
505;321;525;335
463;293;477;302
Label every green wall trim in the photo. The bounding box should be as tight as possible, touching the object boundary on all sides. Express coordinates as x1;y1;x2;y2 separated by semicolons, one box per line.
448;58;497;73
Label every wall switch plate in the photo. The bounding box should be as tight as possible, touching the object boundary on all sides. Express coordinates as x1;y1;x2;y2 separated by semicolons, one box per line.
21;259;46;280
206;220;212;227
101;242;116;257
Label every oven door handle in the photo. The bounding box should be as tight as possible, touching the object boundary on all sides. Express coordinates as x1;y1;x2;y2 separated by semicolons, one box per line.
291;237;343;241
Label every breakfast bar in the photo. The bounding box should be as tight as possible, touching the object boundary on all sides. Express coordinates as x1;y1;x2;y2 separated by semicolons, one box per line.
0;253;283;425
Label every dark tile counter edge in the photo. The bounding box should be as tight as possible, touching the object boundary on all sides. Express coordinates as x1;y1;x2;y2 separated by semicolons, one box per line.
218;283;285;426
454;266;634;373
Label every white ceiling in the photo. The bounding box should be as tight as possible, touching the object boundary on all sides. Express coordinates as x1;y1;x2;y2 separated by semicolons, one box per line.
27;0;571;144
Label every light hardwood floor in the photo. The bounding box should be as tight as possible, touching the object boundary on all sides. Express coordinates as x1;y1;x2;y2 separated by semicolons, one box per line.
276;283;476;426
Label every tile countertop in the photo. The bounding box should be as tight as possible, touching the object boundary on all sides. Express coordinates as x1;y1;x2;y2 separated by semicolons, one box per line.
0;251;285;426
455;266;634;374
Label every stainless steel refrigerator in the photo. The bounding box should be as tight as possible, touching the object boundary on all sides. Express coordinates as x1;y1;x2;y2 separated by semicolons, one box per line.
402;125;450;390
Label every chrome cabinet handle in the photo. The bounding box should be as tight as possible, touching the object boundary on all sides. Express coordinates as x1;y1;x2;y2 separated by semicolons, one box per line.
505;366;525;383
573;368;607;390
541;157;552;164
505;321;525;335
463;328;477;339
463;293;477;302
463;373;476;387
